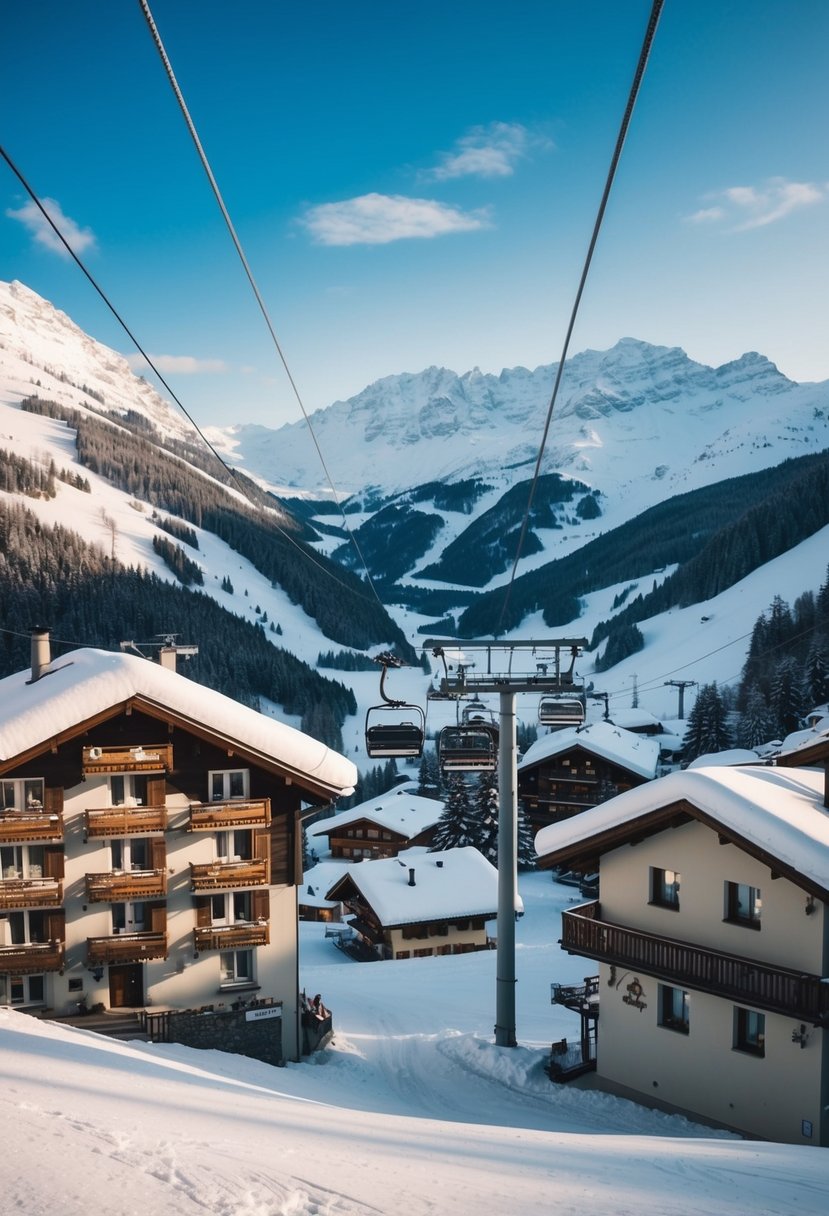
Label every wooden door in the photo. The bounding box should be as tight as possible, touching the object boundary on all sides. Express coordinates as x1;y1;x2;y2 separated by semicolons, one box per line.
109;963;143;1007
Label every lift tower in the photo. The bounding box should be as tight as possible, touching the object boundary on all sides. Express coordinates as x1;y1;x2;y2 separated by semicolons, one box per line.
426;637;587;1048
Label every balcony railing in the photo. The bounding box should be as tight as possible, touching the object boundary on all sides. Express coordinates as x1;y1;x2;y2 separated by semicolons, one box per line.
87;932;167;965
82;744;173;775
0;941;64;973
194;923;270;951
0;876;62;910
0;812;62;844
190;858;270;892
561;901;829;1023
187;799;271;831
85;870;167;903
85;806;167;837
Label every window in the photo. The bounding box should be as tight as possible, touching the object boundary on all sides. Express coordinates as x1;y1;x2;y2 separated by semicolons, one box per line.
210;892;252;925
0;910;49;945
725;881;761;929
0;778;44;812
1;844;45;880
210;769;249;802
650;867;680;910
0;974;45;1006
733;1006;765;1056
658;984;690;1034
112;901;146;934
215;830;252;862
109;774;148;807
111;838;149;872
220;949;254;985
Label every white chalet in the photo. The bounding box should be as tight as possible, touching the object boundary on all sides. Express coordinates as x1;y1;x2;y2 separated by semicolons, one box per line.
0;637;356;1061
535;763;829;1146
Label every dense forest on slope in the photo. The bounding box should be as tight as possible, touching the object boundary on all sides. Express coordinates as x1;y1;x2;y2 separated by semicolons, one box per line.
332;504;444;582
590;452;829;660
19;397;412;657
0;497;356;751
456;450;829;637
418;474;596;587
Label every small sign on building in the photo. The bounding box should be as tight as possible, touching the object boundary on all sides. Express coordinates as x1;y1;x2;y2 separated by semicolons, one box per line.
245;1005;282;1022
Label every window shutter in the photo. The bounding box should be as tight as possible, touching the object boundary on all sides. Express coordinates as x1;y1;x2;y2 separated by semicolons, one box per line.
147;776;166;807
44;787;63;817
150;839;167;871
195;896;211;927
251;889;269;922
45;909;66;942
43;845;64;880
149;902;167;933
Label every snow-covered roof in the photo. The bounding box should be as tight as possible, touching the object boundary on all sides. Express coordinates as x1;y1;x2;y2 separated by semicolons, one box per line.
325;846;520;926
0;647;356;797
308;787;443;841
535;765;829;897
777;719;829;759
687;748;761;769
608;708;662;731
519;720;660;780
300;860;352;909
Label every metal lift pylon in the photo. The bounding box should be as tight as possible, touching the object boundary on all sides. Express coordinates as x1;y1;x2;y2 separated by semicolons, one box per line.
426;637;587;1048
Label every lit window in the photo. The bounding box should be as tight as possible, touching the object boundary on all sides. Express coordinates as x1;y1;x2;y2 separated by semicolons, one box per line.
733;1006;765;1057
658;984;690;1034
210;770;249;801
0;778;44;812
725;881;761;929
650;867;680;910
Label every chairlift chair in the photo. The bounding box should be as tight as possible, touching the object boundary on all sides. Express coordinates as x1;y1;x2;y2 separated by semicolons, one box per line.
364;652;426;759
438;724;497;772
538;696;585;727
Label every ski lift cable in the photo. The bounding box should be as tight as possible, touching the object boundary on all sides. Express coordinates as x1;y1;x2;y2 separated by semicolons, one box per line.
138;0;385;614
496;0;665;635
0;154;386;606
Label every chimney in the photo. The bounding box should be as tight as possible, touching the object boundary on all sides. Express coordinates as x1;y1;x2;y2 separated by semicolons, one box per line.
159;646;177;672
408;867;416;887
436;859;444;868
29;628;51;683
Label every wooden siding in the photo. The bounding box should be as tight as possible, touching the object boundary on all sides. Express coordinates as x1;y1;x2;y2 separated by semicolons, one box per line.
87;931;167;965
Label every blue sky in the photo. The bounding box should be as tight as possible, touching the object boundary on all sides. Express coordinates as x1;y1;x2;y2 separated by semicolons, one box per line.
2;1;827;428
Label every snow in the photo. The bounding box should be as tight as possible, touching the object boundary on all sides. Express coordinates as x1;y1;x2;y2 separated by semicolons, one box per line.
687;748;761;768
519;720;661;779
0;646;357;796
326;845;514;926
1;871;826;1215
307;786;443;848
535;765;829;897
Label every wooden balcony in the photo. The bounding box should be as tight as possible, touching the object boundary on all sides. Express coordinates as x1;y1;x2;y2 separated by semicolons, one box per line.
0;812;62;844
0;941;64;974
82;744;173;775
87;932;167;965
561;901;829;1023
85;806;167;838
190;858;270;892
188;799;271;831
85;870;167;903
194;922;270;952
0;877;62;910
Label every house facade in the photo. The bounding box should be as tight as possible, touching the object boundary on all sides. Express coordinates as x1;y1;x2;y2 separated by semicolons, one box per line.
325;846;504;960
535;764;829;1146
0;638;356;1060
309;787;442;861
518;721;660;834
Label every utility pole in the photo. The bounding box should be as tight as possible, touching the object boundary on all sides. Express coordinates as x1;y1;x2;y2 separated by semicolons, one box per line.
426;637;587;1048
664;679;697;719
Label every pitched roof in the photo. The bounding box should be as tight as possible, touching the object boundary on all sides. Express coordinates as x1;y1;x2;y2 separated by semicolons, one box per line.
308;787;443;842
519;720;660;779
325;846;516;927
0;647;356;798
535;765;829;899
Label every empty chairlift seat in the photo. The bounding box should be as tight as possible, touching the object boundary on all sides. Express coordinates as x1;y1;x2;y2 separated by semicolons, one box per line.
438;725;497;772
538;697;585;727
365;708;425;759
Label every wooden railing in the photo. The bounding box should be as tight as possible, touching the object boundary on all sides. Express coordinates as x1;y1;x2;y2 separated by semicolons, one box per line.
0;877;62;910
194;923;269;951
190;858;270;891
85;870;167;902
87;932;167;965
561;901;829;1022
187;799;271;831
0;813;62;844
85;806;167;837
0;941;64;973
82;744;173;774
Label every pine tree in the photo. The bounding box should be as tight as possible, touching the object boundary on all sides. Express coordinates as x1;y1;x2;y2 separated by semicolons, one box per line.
417;747;442;800
430;774;475;851
682;682;733;761
736;684;776;748
472;770;499;865
769;656;805;737
803;640;829;708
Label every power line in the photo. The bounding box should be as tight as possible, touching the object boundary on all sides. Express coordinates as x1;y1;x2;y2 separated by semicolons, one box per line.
497;0;664;634
138;0;383;612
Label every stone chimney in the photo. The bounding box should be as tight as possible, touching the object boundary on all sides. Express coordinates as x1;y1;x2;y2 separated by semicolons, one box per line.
408;867;416;887
29;627;51;683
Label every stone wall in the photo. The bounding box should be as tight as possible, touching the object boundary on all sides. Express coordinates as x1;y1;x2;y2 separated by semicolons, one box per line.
165;1002;284;1066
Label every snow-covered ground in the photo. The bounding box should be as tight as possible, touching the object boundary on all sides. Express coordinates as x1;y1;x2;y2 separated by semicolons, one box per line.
2;872;825;1215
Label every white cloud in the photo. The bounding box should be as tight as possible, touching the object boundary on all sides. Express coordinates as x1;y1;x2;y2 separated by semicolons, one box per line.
430;122;546;181
685;177;828;231
127;354;229;374
6;197;96;258
301;193;490;246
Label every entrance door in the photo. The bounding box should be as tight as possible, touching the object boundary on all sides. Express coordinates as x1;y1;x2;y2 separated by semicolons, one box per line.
109;964;143;1008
